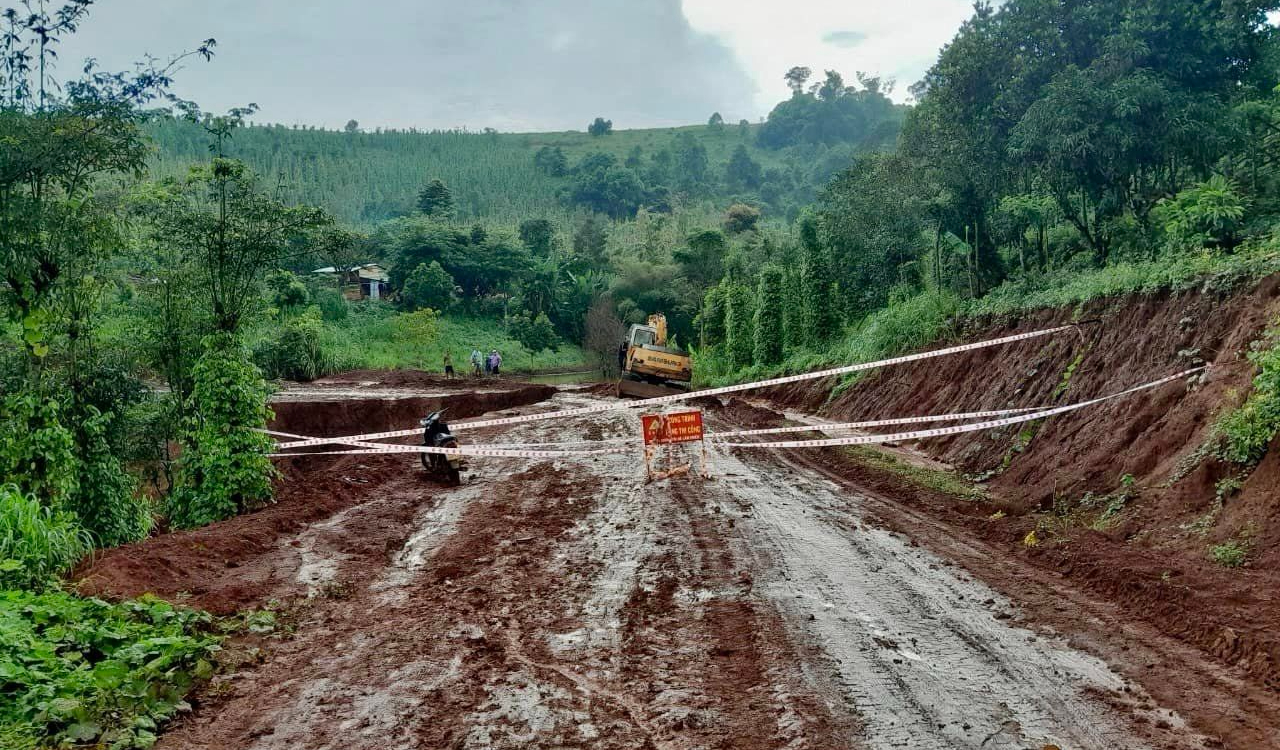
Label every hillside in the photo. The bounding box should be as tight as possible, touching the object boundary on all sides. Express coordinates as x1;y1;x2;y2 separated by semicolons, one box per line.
143;111;903;226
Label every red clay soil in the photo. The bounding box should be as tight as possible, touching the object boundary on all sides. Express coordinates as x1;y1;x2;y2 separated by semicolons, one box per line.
75;380;557;614
134;410;850;748
747;276;1280;723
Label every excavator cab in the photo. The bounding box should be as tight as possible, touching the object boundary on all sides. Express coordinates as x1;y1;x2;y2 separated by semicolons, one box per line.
617;313;693;399
629;325;658;348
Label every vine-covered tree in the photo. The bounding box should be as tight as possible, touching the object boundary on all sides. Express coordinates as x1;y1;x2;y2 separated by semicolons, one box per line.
753;266;785;366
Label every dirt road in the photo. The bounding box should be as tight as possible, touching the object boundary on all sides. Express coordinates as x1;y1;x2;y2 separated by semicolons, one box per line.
79;387;1271;748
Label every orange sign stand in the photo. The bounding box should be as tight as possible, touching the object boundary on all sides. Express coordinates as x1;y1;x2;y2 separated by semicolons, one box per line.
641;410;708;481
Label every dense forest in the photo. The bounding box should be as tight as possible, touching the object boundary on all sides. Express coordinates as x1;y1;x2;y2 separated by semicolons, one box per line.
145;78;905;227
4;0;1280;745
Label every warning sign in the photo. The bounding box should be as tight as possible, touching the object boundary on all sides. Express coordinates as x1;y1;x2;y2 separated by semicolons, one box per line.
641;410;704;445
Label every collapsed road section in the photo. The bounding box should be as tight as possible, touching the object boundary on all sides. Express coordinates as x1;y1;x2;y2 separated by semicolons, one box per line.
77;379;1273;749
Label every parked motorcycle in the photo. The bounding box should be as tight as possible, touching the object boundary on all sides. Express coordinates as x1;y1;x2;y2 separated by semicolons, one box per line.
420;409;462;485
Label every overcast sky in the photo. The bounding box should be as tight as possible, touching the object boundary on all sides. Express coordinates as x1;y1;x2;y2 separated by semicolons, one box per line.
53;0;977;132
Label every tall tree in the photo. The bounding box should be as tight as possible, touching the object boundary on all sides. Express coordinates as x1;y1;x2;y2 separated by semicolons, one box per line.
724;281;755;369
148;158;329;334
573;215;609;265
725;144;763;191
799;215;838;345
518;218;557;257
587;116;613;136
416;178;455;217
753;266;785;366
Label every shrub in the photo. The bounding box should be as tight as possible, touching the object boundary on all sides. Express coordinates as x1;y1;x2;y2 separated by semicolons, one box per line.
265;269;310;313
1156;174;1247;250
0;485;90;591
508;312;558;352
0;590;221;749
168;335;277;529
1215;320;1280;465
253;313;335;382
401;261;455;311
723;203;760;234
315;288;348;322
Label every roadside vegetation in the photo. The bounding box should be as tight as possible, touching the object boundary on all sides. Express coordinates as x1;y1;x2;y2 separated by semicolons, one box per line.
3;0;1280;739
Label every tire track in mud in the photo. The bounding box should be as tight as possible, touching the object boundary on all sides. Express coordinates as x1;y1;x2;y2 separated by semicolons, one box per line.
147;389;1214;749
702;423;1209;750
155;393;848;749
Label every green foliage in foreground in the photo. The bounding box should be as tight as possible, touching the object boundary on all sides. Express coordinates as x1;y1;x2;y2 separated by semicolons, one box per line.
0;486;90;592
0;591;221;750
1215;318;1280;465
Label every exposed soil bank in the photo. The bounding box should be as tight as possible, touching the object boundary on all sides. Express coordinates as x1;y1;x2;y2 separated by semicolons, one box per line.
270;382;555;437
755;276;1280;698
75;379;557;613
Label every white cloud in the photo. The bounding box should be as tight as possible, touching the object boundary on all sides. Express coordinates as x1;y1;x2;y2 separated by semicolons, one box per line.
680;0;975;111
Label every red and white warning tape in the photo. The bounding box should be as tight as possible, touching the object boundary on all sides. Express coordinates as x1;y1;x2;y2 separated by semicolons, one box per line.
270;443;632;459
272;324;1079;451
707;406;1046;439
265;367;1204;459
265;427;630;459
718;367;1206;450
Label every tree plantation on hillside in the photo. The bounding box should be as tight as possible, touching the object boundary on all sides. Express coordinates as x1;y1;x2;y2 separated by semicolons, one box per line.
5;0;1280;745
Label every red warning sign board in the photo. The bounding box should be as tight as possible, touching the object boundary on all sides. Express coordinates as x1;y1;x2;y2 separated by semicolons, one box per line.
641;410;704;445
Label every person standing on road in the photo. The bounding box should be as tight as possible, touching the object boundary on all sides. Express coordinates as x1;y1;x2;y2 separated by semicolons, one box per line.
470;348;483;376
443;351;455;379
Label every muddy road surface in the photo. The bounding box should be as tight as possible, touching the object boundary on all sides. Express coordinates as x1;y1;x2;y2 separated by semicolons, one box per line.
80;387;1271;749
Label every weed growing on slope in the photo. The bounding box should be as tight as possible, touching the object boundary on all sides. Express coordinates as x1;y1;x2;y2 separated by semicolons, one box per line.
841;445;987;501
1214;318;1280;465
1210;540;1250;567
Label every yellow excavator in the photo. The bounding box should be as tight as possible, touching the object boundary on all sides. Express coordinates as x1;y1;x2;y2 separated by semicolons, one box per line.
617;313;693;399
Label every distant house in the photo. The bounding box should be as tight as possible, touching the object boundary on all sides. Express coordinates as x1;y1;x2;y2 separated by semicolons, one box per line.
313;263;390;301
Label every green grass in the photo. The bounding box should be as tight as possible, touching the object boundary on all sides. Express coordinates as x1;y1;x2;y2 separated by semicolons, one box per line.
967;242;1280;318
311;307;590;374
0;590;222;750
841;446;988;501
0;485;91;592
